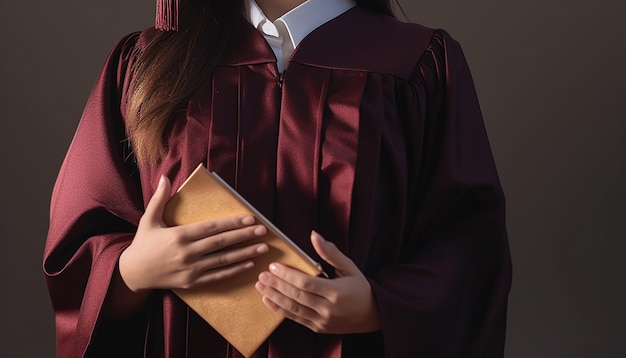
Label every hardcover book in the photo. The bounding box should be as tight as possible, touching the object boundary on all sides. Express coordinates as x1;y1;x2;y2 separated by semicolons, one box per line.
162;163;324;357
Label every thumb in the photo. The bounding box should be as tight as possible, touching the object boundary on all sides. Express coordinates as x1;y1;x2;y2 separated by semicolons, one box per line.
142;175;172;226
310;231;360;276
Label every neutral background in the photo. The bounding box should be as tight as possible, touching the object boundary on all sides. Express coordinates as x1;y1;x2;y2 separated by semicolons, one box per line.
1;0;624;356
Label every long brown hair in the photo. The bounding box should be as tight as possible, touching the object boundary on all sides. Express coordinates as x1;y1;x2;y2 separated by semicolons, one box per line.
126;0;395;164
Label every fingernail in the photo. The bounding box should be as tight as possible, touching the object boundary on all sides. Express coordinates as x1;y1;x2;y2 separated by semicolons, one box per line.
269;263;279;273
242;216;255;225
256;244;268;253
254;226;267;236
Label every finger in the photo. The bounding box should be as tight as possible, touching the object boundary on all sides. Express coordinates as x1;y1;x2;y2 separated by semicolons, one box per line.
264;263;335;299
142;175;172;227
186;222;267;254
310;231;360;276
255;280;322;324
259;295;322;332
256;271;325;311
178;215;262;243
196;242;269;271
188;260;257;288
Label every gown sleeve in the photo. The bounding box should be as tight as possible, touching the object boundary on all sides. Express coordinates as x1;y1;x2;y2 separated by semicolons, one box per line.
367;30;512;357
43;32;147;357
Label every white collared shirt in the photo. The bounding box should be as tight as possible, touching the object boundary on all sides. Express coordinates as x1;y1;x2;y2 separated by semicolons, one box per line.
245;0;356;72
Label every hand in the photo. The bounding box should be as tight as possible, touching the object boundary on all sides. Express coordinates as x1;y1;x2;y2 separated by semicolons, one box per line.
119;175;269;292
255;231;381;334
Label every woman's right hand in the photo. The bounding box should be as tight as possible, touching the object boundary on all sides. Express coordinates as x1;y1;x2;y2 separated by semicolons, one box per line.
119;175;269;293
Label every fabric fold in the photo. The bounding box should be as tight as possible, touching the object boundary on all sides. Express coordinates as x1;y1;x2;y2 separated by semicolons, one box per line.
44;9;510;358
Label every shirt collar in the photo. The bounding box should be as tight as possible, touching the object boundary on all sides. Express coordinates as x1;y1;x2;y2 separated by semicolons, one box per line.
246;0;356;50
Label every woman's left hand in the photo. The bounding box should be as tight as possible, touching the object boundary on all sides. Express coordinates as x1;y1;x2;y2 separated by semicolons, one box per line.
255;231;381;334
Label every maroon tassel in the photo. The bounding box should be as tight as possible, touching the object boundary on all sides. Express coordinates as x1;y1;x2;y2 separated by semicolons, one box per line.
155;0;179;31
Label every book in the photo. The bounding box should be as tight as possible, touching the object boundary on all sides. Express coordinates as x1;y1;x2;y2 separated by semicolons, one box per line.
162;163;324;358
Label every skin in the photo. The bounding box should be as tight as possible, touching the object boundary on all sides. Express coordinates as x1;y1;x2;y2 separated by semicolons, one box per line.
108;175;269;319
108;0;382;335
251;0;382;332
111;176;380;334
256;231;381;334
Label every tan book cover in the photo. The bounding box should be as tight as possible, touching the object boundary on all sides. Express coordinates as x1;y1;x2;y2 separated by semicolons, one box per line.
162;163;324;357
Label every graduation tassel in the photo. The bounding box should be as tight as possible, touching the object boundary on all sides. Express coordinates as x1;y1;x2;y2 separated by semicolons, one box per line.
156;0;179;31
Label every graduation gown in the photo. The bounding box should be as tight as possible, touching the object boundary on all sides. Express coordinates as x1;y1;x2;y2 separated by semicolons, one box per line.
44;7;512;358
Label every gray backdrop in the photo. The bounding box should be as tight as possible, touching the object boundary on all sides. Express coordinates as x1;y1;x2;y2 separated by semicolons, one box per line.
1;0;624;356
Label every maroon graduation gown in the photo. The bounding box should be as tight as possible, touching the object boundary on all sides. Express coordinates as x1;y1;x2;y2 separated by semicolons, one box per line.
44;7;512;358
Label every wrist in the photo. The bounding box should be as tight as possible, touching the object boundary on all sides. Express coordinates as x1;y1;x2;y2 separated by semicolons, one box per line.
361;284;381;332
118;247;147;293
